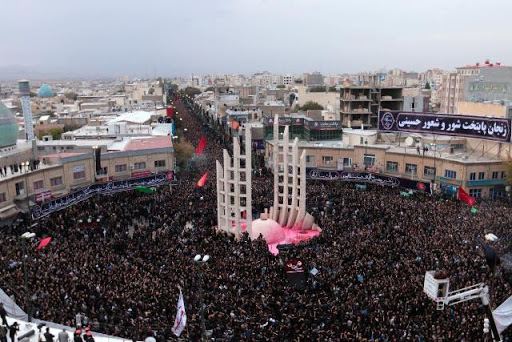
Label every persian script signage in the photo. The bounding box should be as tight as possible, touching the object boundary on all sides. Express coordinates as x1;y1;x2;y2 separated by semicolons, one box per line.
378;111;511;142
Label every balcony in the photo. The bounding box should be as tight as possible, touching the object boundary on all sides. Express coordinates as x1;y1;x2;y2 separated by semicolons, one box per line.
467;179;505;187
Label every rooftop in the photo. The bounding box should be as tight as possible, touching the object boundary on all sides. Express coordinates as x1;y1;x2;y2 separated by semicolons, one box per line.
108;111;154;124
123;136;173;151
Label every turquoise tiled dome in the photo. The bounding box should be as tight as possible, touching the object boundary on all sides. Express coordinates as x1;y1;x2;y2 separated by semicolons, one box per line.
0;102;18;147
37;84;54;98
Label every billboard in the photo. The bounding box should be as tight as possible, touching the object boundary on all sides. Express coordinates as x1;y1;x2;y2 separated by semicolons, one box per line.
306;120;342;131
378;111;511;143
263;115;304;126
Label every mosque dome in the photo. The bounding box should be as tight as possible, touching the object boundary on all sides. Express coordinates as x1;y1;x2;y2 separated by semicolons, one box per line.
0;102;19;148
251;217;285;244
37;84;54;98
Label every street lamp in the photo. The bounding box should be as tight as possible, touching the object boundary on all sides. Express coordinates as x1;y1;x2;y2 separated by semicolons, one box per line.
21;232;36;322
194;254;210;342
363;139;368;169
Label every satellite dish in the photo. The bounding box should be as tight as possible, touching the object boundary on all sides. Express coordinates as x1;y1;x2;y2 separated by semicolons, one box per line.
405;136;415;147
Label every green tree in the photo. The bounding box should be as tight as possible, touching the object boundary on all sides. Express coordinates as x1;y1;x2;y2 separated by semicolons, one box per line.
64;92;78;101
148;88;155;95
184;87;201;97
276;84;285;89
299;101;324;111
46;127;63;140
328;86;337;92
174;140;195;168
425;81;431;90
205;86;215;92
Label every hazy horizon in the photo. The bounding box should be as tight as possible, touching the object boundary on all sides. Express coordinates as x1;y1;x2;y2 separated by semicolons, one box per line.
1;0;511;79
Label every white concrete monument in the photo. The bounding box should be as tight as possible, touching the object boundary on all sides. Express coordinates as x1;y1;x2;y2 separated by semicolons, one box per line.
216;127;252;238
269;115;317;230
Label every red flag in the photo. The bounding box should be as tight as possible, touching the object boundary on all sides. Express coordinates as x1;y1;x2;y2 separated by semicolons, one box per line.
196;136;207;155
197;172;208;187
166;107;174;119
458;187;476;206
37;237;51;250
231;121;240;130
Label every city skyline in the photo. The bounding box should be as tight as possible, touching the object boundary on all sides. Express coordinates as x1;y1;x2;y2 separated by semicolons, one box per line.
1;0;511;79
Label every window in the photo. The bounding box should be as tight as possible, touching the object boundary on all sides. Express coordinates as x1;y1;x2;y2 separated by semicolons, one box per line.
360;137;364;144
424;166;436;179
478;172;485;180
134;162;146;170
73;165;86;180
15;182;25;196
405;163;417;175
469;172;476;180
0;192;6;203
33;180;44;191
469;189;482;198
50;177;62;187
363;154;375;167
492;171;499;179
306;156;315;164
444;170;457;179
343;158;352;167
154;160;166;167
115;164;127;173
386;161;398;173
322;156;333;164
502;171;507;179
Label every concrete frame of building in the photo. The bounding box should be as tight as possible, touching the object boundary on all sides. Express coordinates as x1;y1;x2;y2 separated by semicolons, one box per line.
216;127;253;238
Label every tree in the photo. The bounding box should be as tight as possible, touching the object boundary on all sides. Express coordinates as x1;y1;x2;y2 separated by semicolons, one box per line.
425;81;431;90
148;88;155;95
64;92;78;101
205;87;215;92
184;87;201;97
49;127;63;140
174;140;195;168
299;101;324;111
328;86;337;92
276;85;286;89
309;86;327;92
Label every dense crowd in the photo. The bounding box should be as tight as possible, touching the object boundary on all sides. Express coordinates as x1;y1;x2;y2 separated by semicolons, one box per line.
1;94;512;341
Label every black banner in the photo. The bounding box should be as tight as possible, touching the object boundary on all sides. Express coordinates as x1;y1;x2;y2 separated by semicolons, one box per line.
378;111;511;142
31;173;177;220
305;168;430;192
263;115;304;126
306;120;342;131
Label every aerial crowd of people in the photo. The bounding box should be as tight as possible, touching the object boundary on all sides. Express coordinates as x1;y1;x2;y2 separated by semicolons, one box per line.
1;93;512;341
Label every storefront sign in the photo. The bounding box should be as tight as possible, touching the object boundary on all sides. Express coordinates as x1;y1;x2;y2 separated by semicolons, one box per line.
306;120;342;130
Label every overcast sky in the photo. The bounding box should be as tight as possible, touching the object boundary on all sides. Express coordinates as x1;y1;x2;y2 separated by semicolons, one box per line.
1;0;511;78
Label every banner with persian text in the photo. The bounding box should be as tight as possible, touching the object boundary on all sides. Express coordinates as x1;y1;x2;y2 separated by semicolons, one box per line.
305;168;430;193
31;173;177;220
378;111;511;142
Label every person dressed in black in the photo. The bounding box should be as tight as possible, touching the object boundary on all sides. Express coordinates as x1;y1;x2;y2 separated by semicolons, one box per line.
73;330;82;342
44;328;54;342
8;322;18;342
0;304;8;327
84;332;94;342
0;325;7;342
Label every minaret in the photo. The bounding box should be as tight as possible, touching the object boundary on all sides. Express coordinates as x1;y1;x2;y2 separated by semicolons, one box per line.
19;80;34;141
